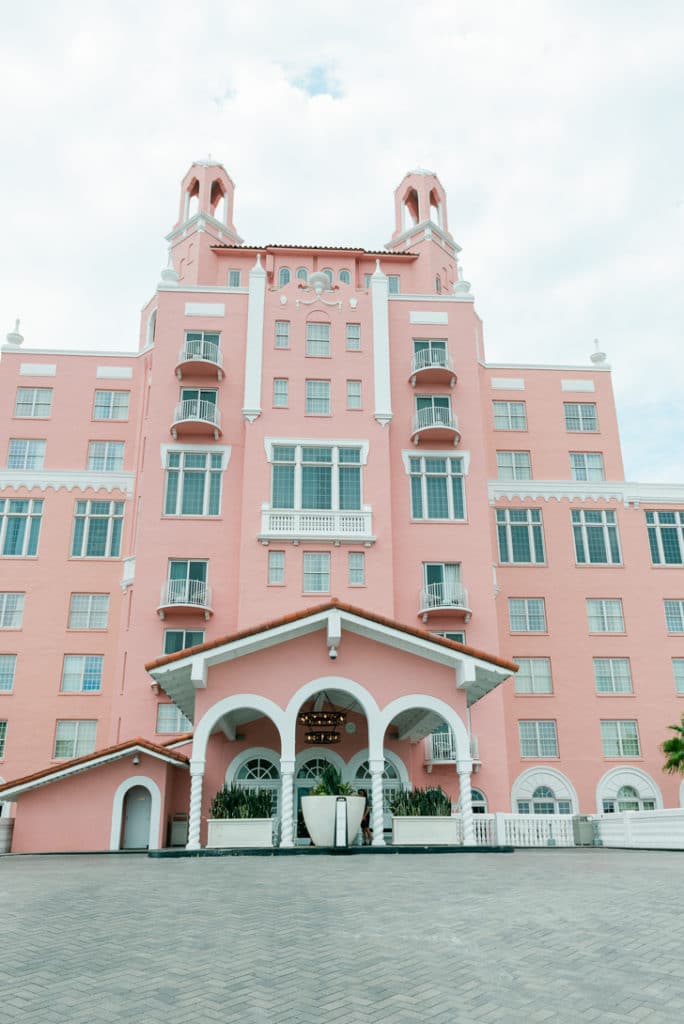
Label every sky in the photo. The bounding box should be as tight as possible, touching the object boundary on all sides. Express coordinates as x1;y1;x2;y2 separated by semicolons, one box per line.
1;1;682;481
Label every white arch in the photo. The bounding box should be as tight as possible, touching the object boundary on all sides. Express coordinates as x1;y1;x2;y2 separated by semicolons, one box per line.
283;676;381;761
294;746;347;777
192;694;286;762
345;748;409;788
378;694;470;764
511;767;579;813
595;766;663;812
225;746;280;785
109;775;162;851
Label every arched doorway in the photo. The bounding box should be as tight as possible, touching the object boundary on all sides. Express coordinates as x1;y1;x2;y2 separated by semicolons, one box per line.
122;786;152;849
295;751;345;842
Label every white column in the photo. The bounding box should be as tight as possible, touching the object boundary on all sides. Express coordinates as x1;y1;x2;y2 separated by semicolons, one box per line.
279;758;295;849
457;759;474;846
242;253;266;421
187;759;205;850
369;758;386;847
370;260;392;426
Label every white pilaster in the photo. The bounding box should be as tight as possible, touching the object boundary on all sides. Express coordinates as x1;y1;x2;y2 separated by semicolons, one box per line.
369;757;386;847
457;759;474;846
242;253;266;422
370;260;392;426
279;758;295;848
187;759;205;850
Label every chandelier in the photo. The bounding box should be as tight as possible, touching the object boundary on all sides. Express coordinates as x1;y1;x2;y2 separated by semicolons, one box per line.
299;696;346;744
304;730;341;745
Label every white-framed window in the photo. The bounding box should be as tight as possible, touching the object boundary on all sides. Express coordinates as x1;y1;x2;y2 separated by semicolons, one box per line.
296;267;308;281
508;598;547;633
166;560;208;605
14;387;52;418
236;756;281;814
435;275;442;293
493;401;527;430
164;451;222;516
471;788;488;813
518;721;559;758
514;658;553;694
409;455;465;520
664;599;684;633
496;508;545;564
518;786;571;815
305;381;331;416
271;444;362;511
423;562;462;607
68;594;110;630
0;655;16;692
54;719;97;758
268;550;285;585
413;339;448;368
303;552;330;593
339;269;351;285
278;267;291;287
602;785;655;813
600;720;640;757
0;593;24;629
228;269;241;287
87;441;124;471
496;451;531;480
587;598;625;633
0;720;6;757
594;658;633;694
415;395;453;428
163;629;205;655
0;499;43;556
273;379;289;408
673;658;684;694
570;452;605;481
275;321;290;349
183;330;220;361
60;655;103;693
572;509;621;564
388;275;400;294
646;510;684;565
432;630;466;644
306;323;331;357
321;268;333;284
93;390;130;420
346;380;362;410
156;703;192;734
7;439;46;470
348;551;365;586
71;500;124;557
564;402;598;432
346;324;361;350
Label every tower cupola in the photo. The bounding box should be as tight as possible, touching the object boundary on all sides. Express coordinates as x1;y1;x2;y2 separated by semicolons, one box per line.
173;159;242;243
391;168;451;244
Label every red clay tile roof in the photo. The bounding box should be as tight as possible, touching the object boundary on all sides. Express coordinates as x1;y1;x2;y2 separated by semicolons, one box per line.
210;243;418;257
144;599;518;674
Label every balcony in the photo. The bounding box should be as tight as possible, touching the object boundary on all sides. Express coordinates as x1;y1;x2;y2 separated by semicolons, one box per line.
409;349;456;388
410;407;460;446
419;582;471;622
175;340;224;381
424;732;481;770
157;579;213;620
258;506;375;545
171;400;222;440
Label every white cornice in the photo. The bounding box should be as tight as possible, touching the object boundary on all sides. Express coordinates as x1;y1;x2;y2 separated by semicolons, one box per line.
1;348;140;358
0;470;135;496
481;361;610;372
386;219;461;254
488;480;684;507
390;294;474;303
157;285;249;294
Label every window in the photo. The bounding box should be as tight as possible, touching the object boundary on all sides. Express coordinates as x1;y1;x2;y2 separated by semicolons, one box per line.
518;786;571;815
388;275;400;294
570;452;605;481
236;757;280;814
68;594;110;630
228;269;241;287
303;552;330;593
518;721;559;758
71;500;124;557
305;380;331;415
564;402;598;432
423;563;463;608
415;395;453;428
471;789;487;814
664;599;684;633
339;269;351;285
600;720;640;757
602;785;655;813
321;268;333;285
496;508;545;564
348;551;365;585
508;598;547;633
53;720;97;758
8;439;46;470
673;659;684;694
156;704;192;733
346;324;361;351
433;630;466;644
587;599;625;633
273;379;289;408
87;441;124;471
496;452;532;480
163;630;204;655
183;331;220;361
275;321;290;349
271;444;362;511
93;390;130;420
594;658;633;694
0;720;6;757
572;509;621;564
306;323;330;357
514;658;553;694
296;267;308;282
435;275;441;293
413;339;448;369
164;451;222;516
268;550;285;585
60;655;103;693
166;561;208;605
346;381;362;410
647;511;684;565
14;387;52;418
278;267;291;287
0;655;16;692
409;455;465;520
493;401;527;430
0;499;43;555
0;593;24;629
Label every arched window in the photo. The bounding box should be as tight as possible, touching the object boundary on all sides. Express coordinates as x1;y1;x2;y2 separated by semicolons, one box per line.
471;789;487;814
403;188;419;230
603;785;656;813
429;188;442;227
186;179;200;220
353;759;401;831
321;268;334;285
339;269;351;285
297;757;333;781
435;275;442;294
518;786;572;815
278;267;291;287
296;267;308;281
210;180;226;223
236;756;280;813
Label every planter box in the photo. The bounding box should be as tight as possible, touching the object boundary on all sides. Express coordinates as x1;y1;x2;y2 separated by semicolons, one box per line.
206;818;274;849
301;796;366;847
392;815;459;846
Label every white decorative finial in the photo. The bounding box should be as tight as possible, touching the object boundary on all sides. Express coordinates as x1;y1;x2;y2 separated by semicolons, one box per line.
590;337;607;365
159;250;179;287
453;264;473;297
5;318;24;346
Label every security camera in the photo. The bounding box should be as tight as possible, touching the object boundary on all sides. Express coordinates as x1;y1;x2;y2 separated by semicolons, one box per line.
328;646;337;660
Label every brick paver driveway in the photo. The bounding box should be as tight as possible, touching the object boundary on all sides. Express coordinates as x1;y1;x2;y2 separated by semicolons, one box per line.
2;849;683;1023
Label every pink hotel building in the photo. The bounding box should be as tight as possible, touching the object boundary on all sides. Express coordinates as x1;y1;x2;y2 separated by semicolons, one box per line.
0;161;683;853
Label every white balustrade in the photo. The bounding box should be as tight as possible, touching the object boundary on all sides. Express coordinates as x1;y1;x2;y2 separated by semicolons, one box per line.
172;399;221;428
595;808;684;849
420;581;469;611
178;340;223;369
260;507;373;541
412;406;458;433
160;578;211;609
411;349;453;374
501;813;575;847
472;814;496;845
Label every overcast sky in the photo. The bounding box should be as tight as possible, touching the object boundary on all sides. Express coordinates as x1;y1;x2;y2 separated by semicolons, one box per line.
1;2;682;481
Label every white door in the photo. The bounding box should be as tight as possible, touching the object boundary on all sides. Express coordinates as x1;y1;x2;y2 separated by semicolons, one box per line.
122;786;151;849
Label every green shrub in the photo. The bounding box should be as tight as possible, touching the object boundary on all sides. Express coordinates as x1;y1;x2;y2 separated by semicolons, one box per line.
389;786;452;817
309;763;354;796
209;784;272;819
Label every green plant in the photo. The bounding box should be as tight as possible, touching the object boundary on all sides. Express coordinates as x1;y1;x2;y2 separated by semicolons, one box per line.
209;784;273;819
309;763;354;796
662;714;684;775
389;786;452;817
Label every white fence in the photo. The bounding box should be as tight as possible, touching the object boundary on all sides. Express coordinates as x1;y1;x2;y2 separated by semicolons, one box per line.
463;813;575;847
594;808;684;849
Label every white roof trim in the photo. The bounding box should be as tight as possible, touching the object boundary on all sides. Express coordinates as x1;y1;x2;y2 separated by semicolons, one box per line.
488;480;684;506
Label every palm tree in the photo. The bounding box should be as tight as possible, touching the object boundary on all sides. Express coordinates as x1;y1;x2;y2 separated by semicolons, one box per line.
661;714;684;775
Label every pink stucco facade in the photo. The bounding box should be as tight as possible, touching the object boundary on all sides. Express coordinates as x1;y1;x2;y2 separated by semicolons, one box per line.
0;161;682;852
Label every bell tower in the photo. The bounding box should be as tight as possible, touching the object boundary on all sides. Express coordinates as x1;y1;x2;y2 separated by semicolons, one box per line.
390;168;451;247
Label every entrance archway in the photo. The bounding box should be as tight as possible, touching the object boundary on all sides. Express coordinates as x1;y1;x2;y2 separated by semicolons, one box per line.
122;786;152;849
110;776;162;851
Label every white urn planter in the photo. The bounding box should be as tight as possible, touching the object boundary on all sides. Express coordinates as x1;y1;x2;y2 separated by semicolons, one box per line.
206;817;274;849
301;795;366;847
392;815;459;846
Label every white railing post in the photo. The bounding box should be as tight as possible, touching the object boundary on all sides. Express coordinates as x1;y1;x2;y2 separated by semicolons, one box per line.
279;759;295;848
187;760;205;850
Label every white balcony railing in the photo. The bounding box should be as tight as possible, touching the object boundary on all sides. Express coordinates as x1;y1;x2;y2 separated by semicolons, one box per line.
177;339;223;369
259;506;374;543
424;732;479;763
420;581;469;611
412;406;459;434
410;349;454;374
159;578;212;610
172;399;221;428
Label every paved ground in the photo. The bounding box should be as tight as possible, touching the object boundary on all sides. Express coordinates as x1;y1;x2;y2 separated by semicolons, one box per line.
2;849;683;1023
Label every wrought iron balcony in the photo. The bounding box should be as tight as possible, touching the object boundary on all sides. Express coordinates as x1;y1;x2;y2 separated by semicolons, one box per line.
409;349;456;388
258;506;375;545
419;582;471;622
170;399;222;440
157;579;213;620
410;407;460;446
175;340;224;380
